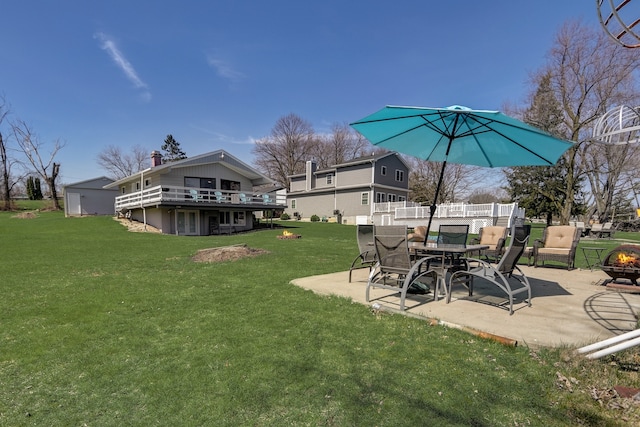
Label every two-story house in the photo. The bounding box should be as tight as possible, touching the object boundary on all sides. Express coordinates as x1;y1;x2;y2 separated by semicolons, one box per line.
285;152;410;224
104;150;285;236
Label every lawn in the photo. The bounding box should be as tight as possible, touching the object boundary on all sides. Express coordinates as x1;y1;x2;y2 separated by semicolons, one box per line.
1;210;639;426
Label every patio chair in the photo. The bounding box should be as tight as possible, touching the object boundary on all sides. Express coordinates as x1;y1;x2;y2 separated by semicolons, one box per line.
532;225;580;270
214;191;227;202
469;225;507;261
239;193;248;203
349;225;377;282
437;224;469;246
407;225;427;242
436;224;469;269
366;225;439;311
591;222;614;239
448;224;532;315
262;194;272;204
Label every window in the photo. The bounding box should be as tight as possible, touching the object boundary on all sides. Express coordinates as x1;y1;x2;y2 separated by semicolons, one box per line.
376;192;386;203
121;186;126;194
326;174;333;184
381;166;387;176
185;177;215;189
398;195;406;202
395;169;404;182
221;179;241;191
220;211;231;225
133;182;140;191
361;192;369;205
233;212;245;225
388;194;397;202
144;178;151;187
220;211;245;226
291;199;296;209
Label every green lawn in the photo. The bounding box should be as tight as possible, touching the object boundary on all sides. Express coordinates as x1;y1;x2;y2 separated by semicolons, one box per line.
1;211;639;426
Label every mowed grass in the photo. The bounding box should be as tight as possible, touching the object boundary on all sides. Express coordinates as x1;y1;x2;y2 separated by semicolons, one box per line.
1;211;639;426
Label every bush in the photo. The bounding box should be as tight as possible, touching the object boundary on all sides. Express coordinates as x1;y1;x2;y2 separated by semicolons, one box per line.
310;214;320;222
280;212;290;220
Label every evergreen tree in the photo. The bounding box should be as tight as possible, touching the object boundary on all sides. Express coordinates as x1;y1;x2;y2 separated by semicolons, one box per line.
161;134;187;162
504;72;585;224
33;177;43;200
26;176;34;200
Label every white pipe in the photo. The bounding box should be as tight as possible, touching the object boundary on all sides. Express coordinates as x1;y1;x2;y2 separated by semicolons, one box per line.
585;336;640;359
140;171;147;231
577;328;640;354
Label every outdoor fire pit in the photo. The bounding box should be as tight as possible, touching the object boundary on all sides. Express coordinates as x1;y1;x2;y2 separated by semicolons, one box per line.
277;230;301;240
601;244;640;285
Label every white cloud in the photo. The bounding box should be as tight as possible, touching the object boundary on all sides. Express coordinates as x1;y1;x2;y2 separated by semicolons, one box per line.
206;55;245;82
94;32;149;94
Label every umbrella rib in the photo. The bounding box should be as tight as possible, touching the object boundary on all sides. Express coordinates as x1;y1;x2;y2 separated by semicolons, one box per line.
460;113;563;165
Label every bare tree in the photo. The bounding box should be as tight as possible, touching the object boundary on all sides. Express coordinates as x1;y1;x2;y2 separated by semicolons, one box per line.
407;157;485;204
0;96;12;210
312;123;371;168
252;114;316;187
533;20;640;223
12;120;64;210
97;144;150;180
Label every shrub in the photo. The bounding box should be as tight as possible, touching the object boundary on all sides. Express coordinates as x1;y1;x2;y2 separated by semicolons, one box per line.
310;214;320;222
280;212;290;220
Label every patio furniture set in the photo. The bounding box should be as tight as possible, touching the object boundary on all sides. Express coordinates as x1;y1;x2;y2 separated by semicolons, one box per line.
350;223;533;315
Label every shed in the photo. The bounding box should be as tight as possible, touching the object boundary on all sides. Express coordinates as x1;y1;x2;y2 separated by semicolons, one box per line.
63;176;118;217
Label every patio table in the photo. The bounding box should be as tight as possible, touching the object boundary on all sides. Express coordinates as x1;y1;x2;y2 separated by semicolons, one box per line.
409;243;489;301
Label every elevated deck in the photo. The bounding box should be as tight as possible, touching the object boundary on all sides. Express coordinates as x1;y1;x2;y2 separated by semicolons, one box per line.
115;185;286;212
372;201;524;233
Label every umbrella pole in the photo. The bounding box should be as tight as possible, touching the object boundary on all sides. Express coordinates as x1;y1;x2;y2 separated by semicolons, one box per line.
423;125;457;245
424;159;447;245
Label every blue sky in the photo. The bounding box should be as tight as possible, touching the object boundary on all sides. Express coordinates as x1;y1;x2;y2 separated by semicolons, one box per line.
1;1;598;184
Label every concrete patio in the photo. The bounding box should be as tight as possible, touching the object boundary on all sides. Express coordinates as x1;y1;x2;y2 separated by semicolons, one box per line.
291;265;640;349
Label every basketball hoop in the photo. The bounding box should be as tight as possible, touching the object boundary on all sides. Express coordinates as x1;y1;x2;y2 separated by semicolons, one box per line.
592;105;640;144
597;0;640;48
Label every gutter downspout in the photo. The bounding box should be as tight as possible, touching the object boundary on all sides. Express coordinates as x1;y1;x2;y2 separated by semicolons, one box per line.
370;159;375;220
140;171;147;231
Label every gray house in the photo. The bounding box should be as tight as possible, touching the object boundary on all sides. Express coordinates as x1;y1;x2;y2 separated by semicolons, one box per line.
285;152;410;224
104;150;285;235
63;176;119;217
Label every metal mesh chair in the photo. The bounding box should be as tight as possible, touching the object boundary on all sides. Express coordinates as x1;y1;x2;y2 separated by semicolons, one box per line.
366;225;439;310
349;225;377;282
448;225;532;315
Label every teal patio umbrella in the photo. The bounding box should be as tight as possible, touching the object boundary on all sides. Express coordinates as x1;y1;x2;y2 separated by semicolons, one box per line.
350;105;574;244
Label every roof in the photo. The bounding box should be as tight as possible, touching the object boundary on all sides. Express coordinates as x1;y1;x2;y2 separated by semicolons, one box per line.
288;151;410;178
103;150;274;189
63;176;117;190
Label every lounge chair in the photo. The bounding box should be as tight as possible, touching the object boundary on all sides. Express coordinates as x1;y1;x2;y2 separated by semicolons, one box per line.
366;225;439;310
469;226;507;261
349;224;377;282
532;225;580;270
448;225;532;315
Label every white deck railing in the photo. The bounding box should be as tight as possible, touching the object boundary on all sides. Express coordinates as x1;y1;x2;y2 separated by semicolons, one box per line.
115;185;285;211
380;201;522;220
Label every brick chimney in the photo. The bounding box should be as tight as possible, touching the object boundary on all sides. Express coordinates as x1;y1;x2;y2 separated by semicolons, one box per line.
151;151;162;167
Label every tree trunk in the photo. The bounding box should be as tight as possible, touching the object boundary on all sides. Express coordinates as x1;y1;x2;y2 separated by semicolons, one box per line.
49;163;61;210
0;133;10;210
